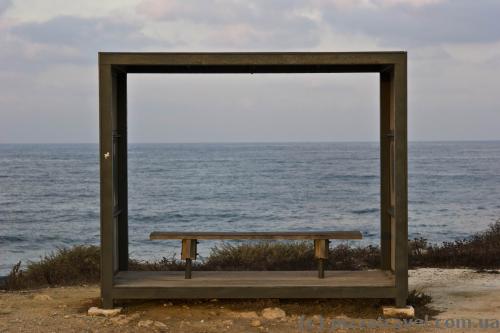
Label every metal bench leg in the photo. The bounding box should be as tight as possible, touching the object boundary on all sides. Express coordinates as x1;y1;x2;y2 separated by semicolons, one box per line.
318;258;325;279
181;239;197;279
185;258;192;279
314;239;329;279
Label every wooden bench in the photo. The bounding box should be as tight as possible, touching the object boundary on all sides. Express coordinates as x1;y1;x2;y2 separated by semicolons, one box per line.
150;231;362;279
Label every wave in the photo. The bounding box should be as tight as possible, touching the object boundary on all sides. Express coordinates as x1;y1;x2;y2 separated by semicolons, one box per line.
350;208;378;215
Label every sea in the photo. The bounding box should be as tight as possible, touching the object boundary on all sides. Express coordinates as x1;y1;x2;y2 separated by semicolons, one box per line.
1;141;499;275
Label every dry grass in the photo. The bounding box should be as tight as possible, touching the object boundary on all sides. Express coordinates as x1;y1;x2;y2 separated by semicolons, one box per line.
203;241;379;271
409;220;500;268
3;220;499;291
3;245;100;290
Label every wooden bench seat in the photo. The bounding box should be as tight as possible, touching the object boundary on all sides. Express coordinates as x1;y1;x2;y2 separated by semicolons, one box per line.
150;231;362;279
150;231;362;240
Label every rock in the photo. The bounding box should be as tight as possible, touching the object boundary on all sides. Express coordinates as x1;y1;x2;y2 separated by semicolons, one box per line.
209;298;218;302
0;308;13;315
137;319;154;327
312;314;323;323
261;307;286;320
382;305;415;318
335;314;350;320
386;318;403;325
110;313;141;325
129;313;141;321
154;321;167;328
87;307;122;317
110;315;127;325
250;319;262;327
208;311;217;316
237;311;259;319
33;294;53;301
222;319;233;326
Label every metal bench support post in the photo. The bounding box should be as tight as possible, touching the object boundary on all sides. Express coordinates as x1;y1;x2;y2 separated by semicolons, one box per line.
314;239;329;279
181;239;197;279
185;259;192;279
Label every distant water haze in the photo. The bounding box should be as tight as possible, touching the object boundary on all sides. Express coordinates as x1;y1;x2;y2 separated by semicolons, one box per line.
0;141;499;274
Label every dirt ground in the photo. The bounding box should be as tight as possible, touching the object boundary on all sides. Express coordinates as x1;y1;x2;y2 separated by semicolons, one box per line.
1;269;499;332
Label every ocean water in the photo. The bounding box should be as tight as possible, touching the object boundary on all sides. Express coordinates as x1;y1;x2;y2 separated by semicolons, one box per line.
1;142;499;275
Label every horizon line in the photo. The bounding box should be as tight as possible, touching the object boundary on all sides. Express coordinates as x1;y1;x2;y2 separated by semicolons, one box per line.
1;139;500;145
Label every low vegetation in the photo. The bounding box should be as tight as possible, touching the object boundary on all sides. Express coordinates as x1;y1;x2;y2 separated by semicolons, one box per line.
3;246;100;290
3;220;499;290
409;220;500;268
203;241;380;271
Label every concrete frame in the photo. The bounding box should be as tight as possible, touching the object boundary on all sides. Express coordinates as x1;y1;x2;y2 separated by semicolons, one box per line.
99;52;408;308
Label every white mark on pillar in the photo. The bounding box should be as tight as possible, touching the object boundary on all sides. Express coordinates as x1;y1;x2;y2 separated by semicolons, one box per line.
104;152;110;159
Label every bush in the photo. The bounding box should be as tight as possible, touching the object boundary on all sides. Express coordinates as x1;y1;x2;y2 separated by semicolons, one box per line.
4;245;100;290
3;220;499;290
202;241;315;271
129;255;185;271
410;220;500;269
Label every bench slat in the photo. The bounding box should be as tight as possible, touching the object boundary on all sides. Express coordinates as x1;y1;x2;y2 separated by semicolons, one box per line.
150;231;362;240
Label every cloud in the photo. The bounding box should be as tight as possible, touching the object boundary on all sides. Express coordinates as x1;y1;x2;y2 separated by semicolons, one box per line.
12;15;148;47
329;0;445;9
134;0;500;49
137;0;306;24
0;0;11;14
136;0;322;49
321;0;500;46
0;64;98;143
1;0;500;142
8;15;168;64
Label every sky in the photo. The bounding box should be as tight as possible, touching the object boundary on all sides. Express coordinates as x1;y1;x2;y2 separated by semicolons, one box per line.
0;0;499;143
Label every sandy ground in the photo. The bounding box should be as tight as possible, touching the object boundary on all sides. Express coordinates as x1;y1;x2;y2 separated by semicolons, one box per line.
1;269;499;332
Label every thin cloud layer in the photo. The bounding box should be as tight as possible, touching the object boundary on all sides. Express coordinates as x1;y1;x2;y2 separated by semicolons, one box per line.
136;0;321;49
323;0;500;46
8;15;169;64
0;0;11;14
0;0;499;142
